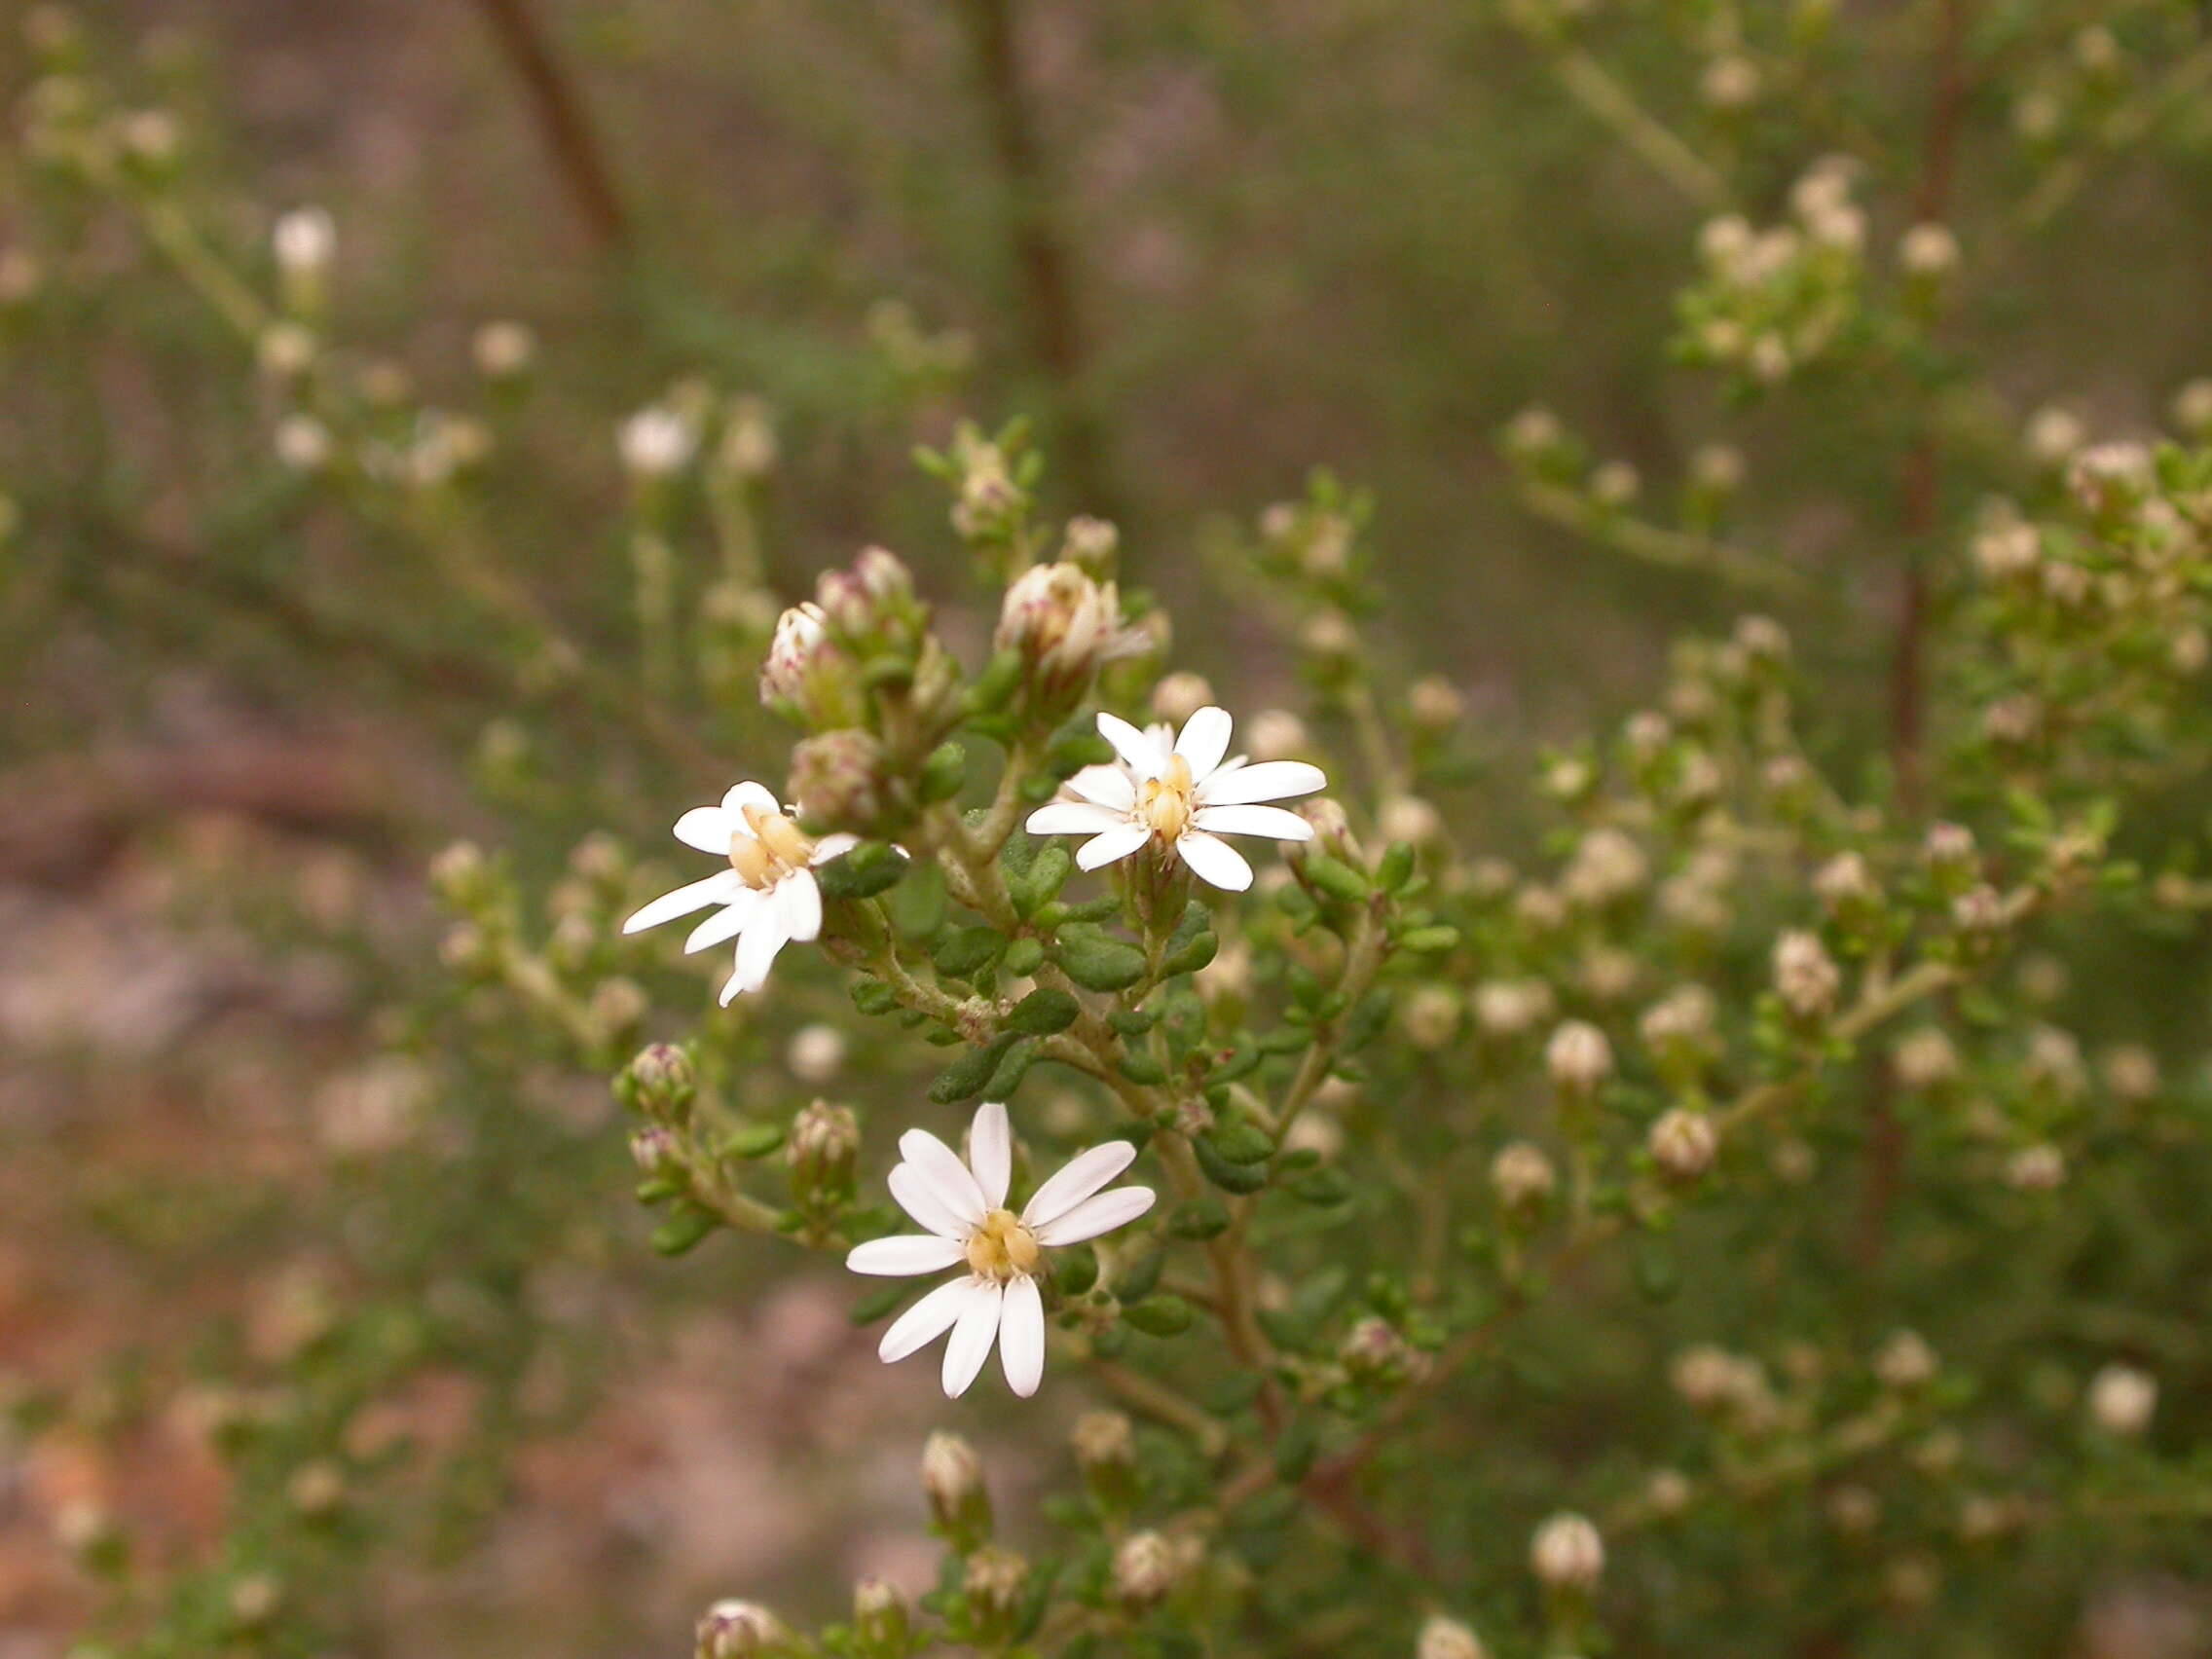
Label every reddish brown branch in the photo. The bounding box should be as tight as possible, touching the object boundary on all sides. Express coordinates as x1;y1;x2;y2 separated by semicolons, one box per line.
471;0;630;254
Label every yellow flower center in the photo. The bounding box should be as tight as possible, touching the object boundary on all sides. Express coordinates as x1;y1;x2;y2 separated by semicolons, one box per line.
964;1208;1041;1282
729;804;816;890
1136;754;1197;843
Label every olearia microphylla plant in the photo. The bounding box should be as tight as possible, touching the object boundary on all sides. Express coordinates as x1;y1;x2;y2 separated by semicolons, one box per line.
15;6;2212;1659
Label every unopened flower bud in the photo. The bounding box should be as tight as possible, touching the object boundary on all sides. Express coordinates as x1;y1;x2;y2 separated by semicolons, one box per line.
2087;1364;2156;1436
287;1459;346;1517
850;1578;909;1654
760;602;860;728
1491;1141;1556;1219
472;319;536;380
620;406;697;480
229;1573;281;1630
257;320;316;380
1769;929;1840;1021
1562;828;1648;908
1502;406;1567;464
1899;222;1958;281
694;1599;787;1659
1690;444;1744;497
1245;709;1309;760
2101;1044;2160;1103
2005;1143;2066;1193
920;1431;991;1546
625;1044;696;1124
789;727;890;833
1378;794;1443;847
1814;850;1877;913
1892;1029;1958;1091
1530;1512;1604;1592
1590;460;1640;507
1060;514;1120;574
1112;1530;1178;1611
1545;1020;1613;1096
1409;675;1466;728
1644;1468;1692;1518
1648;1108;1718;1181
787;1099;859;1199
962;1545;1028;1623
1399;984;1461;1051
1473;979;1554;1039
1874;1330;1938;1390
1417;1615;1488;1659
787;1023;846;1085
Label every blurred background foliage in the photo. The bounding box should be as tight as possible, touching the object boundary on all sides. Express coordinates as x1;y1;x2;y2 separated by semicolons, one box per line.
7;1;2212;1655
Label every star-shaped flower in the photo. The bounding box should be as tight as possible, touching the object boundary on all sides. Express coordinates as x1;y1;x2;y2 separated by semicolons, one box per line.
621;782;857;1003
1023;705;1327;892
847;1103;1156;1397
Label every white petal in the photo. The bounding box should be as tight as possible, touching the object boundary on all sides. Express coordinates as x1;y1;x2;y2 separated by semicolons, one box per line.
673;806;735;854
683;889;761;953
1077;824;1153;871
890;1162;976;1240
998;1275;1046;1398
809;832;861;865
968;1102;1012;1210
1021;1141;1137;1229
1175;830;1253;891
846;1234;966;1276
721;781;782;817
898;1128;988;1227
1097;712;1169;778
622;868;742;934
1173;706;1234;780
779;869;824;943
878;1277;983;1363
942;1279;1004;1397
1032;1184;1157;1247
1196;759;1328;806
1192;803;1315;841
724;908;791;1000
1026;801;1126;836
1065;763;1136;811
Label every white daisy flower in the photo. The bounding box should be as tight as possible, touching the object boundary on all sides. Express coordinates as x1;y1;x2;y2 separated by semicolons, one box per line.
847;1102;1157;1398
621;782;858;1004
1024;705;1327;892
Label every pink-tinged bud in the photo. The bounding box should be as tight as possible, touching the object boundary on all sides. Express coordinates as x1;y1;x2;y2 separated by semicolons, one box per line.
852;1578;910;1654
1060;514;1120;574
789;727;889;833
787;1099;859;1200
694;1600;787;1659
962;1545;1029;1624
759;601;861;728
1773;930;1840;1020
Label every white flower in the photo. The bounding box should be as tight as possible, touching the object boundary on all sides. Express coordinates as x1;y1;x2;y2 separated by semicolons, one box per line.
847;1102;1156;1398
620;782;857;1003
1024;706;1326;892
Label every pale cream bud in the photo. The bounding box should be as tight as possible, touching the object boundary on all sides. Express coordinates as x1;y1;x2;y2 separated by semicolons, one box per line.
1874;1330;1937;1390
472;319;536;379
1378;794;1443;846
273;206;335;277
619;406;697;478
694;1600;787;1659
786;1023;846;1085
1773;929;1841;1018
1112;1530;1179;1610
1409;675;1466;727
1245;709;1309;760
1151;670;1214;725
1400;984;1462;1051
1491;1141;1556;1216
1648;1108;1718;1181
2004;1143;2066;1193
1416;1615;1488;1659
1545;1020;1614;1094
1530;1512;1604;1591
1898;222;1959;279
2087;1364;2156;1436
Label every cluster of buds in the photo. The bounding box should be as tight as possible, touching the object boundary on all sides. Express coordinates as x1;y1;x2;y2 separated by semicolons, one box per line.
1677;160;1870;388
761;547;963;835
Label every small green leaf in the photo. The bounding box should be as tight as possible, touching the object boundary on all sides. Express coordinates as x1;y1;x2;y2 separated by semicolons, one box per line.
649;1201;719;1256
1397;924;1461;954
1006;987;1080;1035
816;840;905;900
1057;930;1148;992
929;1037;1014;1104
1167;1198;1231;1240
933;925;1005;980
1305;854;1372;903
919;741;968;802
720;1122;787;1160
1121;1295;1196;1337
1206;1119;1276;1165
1195;1134;1270;1193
